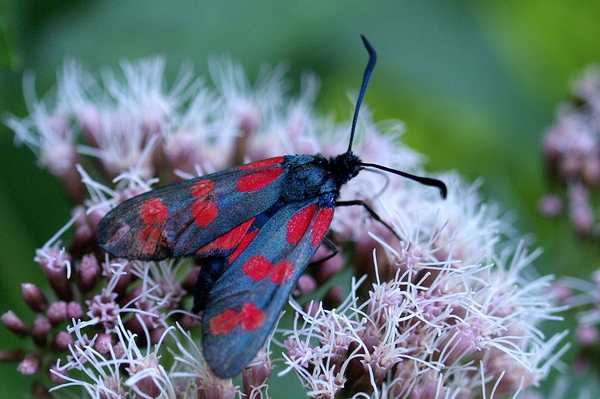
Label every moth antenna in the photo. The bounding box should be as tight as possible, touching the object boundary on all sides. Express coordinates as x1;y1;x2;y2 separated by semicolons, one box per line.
348;35;377;153
360;162;448;198
351;37;446;199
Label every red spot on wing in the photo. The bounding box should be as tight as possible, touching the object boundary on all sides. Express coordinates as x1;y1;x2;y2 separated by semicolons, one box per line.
141;198;169;223
209;303;265;335
237;168;284;192
209;309;238;335
270;260;294;283
243;256;295;284
192;179;214;197
243;255;273;281
137;198;169;255
239;303;265;332
190;180;218;227
238;156;284;170
311;207;334;246
192;199;218;226
196;218;255;255
287;205;317;243
230;230;259;263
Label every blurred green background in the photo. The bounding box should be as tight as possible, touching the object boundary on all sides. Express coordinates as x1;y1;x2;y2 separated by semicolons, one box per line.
1;0;600;397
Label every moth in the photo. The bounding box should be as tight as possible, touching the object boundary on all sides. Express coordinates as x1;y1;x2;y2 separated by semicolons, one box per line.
97;36;447;378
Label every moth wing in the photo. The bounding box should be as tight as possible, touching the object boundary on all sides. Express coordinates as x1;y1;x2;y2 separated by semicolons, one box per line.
200;197;335;378
97;157;287;260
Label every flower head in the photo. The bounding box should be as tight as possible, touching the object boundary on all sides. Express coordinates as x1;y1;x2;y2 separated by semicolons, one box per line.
541;65;600;236
279;175;568;398
2;53;567;398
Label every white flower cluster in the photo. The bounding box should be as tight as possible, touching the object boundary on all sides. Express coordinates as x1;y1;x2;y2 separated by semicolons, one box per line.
282;173;569;398
2;56;567;399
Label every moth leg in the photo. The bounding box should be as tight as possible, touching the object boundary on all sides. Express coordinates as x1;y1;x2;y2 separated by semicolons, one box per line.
309;238;339;267
336;200;401;241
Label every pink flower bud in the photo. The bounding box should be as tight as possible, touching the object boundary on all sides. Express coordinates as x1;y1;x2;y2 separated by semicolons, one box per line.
87;203;109;231
438;323;485;365
21;283;48;312
236;101;262;137
17;354;42;375
46;112;71;140
67;301;84;319
71;206;95;254
113;342;126;359
101;375;123;398
355;346;399;389
49;363;70;383
198;375;238;399
127;355;162;398
59;157;85;202
125;308;159;337
52;331;74;352
242;349;272;397
78;254;101;292
1;311;28;338
411;370;447;399
35;248;72;301
283;337;315;369
95;333;114;355
583;156;600;185
134;376;162;398
31;316;51;346
46;301;68;325
358;324;382;352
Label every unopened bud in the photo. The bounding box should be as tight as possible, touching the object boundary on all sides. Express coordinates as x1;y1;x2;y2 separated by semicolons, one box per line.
49;363;69;383
31;316;51;346
17;354;42;375
1;311;28;338
67;301;84;320
78;254;101;292
242;350;272;397
22;283;48;312
52;331;74;352
46;301;68;325
36;249;72;301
